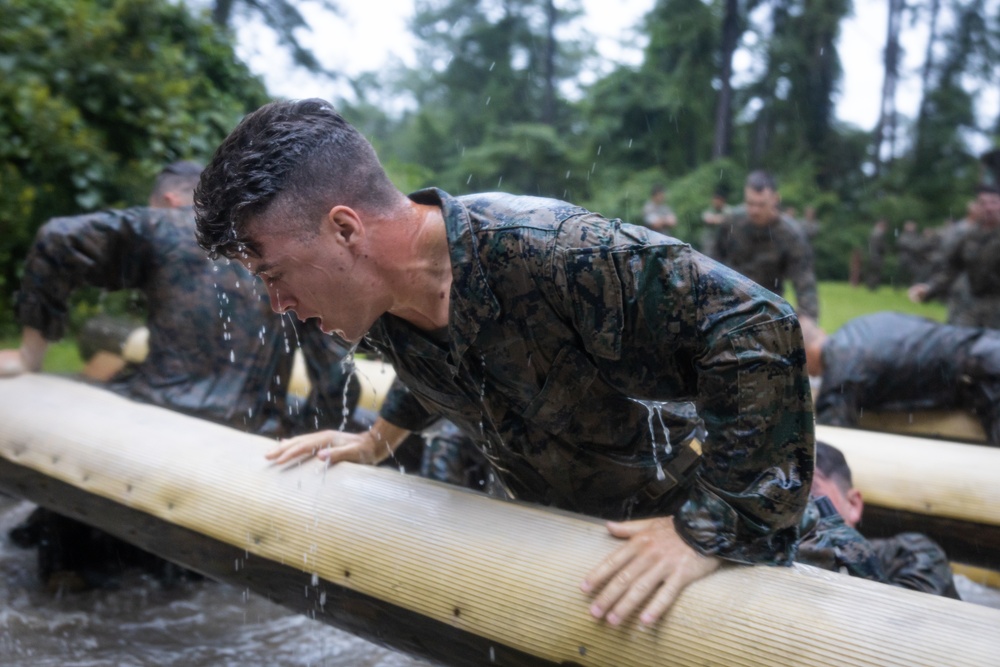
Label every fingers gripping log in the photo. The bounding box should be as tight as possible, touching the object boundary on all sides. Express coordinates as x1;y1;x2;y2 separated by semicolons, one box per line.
0;375;998;667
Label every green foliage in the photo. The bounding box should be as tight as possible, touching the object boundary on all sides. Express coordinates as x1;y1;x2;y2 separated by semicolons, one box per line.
0;0;268;334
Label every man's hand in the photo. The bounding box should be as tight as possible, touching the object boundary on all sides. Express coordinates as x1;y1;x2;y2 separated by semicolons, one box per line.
265;429;389;466
0;349;30;377
581;517;720;627
908;283;929;303
0;327;48;377
265;417;412;466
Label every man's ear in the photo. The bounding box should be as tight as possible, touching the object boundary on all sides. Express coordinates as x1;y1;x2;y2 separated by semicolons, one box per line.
326;205;364;245
845;487;864;527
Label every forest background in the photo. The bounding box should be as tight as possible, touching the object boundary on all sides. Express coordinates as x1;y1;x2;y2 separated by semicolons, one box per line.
1;0;998;336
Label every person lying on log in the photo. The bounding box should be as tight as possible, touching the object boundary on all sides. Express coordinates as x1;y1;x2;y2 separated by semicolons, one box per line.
800;312;1000;445
193;98;885;629
0;161;359;590
811;441;959;598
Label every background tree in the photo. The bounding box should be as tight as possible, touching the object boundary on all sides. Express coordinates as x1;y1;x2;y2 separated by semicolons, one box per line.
205;0;340;73
0;0;268;333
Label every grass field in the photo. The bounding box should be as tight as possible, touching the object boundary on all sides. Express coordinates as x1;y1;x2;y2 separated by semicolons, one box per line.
2;281;946;375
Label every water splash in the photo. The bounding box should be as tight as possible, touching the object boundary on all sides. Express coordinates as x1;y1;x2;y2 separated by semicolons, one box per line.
631;399;673;481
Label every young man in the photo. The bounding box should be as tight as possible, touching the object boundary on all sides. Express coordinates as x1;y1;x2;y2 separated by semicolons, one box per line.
910;185;1000;328
713;171;819;319
812;442;959;598
194;99;873;627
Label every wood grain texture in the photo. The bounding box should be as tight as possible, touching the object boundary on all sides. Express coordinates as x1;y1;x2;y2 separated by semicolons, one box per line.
1;375;998;666
856;410;987;444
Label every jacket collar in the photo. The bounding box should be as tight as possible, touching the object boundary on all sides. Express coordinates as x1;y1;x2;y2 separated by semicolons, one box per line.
409;188;501;370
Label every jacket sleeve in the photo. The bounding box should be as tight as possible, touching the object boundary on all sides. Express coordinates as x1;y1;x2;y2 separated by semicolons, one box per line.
15;208;156;340
572;242;813;566
786;228;820;319
676;294;814;565
379;377;441;432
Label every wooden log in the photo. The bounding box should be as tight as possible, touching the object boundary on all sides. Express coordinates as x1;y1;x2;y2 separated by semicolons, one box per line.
816;424;1000;570
0;375;998;667
856;410;987;444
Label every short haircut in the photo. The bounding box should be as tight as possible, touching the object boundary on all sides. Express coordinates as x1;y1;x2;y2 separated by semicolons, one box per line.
194;98;400;259
745;170;777;193
975;184;1000;197
815;441;853;493
650;183;666;196
151;161;203;201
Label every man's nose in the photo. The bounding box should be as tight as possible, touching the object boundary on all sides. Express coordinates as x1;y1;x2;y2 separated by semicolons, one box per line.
268;286;295;315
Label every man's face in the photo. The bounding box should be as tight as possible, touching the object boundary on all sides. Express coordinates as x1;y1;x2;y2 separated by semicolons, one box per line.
976;192;1000;226
811;471;863;528
240;213;382;344
743;186;780;226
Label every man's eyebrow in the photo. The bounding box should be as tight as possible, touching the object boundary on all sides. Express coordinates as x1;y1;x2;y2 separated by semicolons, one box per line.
252;261;276;276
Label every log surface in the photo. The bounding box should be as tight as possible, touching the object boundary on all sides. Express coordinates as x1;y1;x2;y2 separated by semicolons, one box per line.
0;375;998;667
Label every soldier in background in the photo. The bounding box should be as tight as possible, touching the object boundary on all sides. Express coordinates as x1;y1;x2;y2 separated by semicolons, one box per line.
799;205;822;241
800;312;1000;446
714;170;820;319
864;218;888;290
699;189;730;258
812;441;959;598
641;182;678;233
910;185;1000;328
0;161;359;590
895;220;930;284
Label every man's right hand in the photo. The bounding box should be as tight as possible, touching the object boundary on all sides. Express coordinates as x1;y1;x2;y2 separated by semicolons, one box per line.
265;429;389;466
265;417;411;466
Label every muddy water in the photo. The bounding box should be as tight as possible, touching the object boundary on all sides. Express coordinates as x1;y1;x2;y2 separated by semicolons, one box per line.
0;497;431;667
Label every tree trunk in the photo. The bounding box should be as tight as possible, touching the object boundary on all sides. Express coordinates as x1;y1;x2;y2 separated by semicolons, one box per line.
542;0;557;126
712;0;740;158
873;0;904;175
212;0;236;27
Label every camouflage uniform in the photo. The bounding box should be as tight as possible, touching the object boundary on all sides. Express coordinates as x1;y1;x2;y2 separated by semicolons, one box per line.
870;533;959;598
814;312;1000;445
922;223;1000;329
797;497;885;581
896;228;931;284
368;188;839;571
14;206;357;436
713;210;820;319
864;225;887;290
12;205;358;587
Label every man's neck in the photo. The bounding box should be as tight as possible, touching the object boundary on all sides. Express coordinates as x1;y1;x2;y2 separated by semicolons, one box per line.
381;200;453;332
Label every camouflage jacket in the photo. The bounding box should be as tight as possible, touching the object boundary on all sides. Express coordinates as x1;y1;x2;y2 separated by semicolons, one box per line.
797;497;886;581
374;189;814;566
870;533;959;598
15;206;354;437
924;223;1000;328
815;312;1000;445
713;211;819;319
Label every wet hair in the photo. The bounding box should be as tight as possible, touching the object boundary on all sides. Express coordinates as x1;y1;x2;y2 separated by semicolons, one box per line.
151;161;203;202
745;170;777;193
193;98;400;258
815;441;853;493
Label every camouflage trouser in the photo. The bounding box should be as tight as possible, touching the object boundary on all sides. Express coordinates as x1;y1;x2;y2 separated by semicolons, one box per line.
796;497;886;582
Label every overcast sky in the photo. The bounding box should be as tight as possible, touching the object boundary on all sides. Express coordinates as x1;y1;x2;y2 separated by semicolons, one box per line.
234;0;990;139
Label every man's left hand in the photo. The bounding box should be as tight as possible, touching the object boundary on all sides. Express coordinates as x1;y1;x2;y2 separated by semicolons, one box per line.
581;517;720;627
